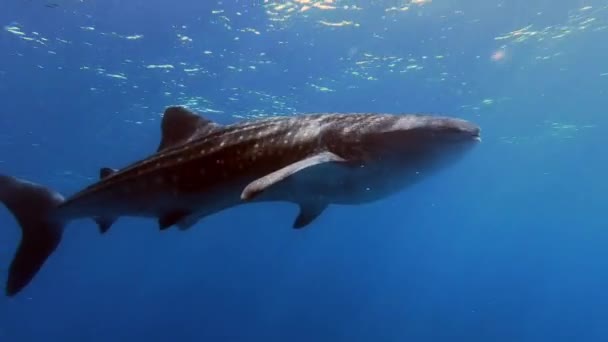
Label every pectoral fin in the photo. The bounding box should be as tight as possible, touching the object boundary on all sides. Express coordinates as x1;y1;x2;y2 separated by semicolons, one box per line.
293;202;328;229
241;151;346;201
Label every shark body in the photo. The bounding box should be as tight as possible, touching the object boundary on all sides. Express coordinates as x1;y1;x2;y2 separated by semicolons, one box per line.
0;106;481;296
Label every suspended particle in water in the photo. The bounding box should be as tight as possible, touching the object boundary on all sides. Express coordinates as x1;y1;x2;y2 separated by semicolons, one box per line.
491;48;507;62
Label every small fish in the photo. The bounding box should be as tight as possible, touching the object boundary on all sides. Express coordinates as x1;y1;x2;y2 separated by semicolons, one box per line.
0;106;480;296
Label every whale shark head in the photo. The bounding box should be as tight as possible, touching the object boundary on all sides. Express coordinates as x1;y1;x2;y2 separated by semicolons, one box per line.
335;114;481;172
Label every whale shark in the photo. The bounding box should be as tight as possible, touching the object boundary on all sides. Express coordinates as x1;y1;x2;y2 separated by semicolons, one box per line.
0;106;480;296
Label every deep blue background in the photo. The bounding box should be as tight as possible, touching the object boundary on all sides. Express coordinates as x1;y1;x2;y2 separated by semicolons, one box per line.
1;0;608;341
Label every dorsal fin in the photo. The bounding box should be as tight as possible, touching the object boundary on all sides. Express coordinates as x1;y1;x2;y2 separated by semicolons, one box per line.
157;106;221;152
99;167;118;179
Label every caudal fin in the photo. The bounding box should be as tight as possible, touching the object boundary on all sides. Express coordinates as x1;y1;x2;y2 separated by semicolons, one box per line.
0;175;65;297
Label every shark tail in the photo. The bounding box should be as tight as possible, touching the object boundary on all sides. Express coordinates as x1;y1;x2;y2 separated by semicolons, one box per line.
0;175;66;297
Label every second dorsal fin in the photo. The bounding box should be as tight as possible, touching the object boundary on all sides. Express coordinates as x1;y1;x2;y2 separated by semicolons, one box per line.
99;167;118;179
157;106;221;152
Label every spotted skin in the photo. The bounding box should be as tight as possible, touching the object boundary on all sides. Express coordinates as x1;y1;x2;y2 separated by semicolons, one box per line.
55;111;480;222
57;113;416;219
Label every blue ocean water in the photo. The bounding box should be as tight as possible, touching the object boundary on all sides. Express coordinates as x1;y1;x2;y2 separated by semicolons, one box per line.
1;0;608;340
